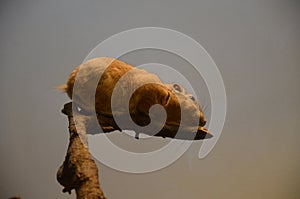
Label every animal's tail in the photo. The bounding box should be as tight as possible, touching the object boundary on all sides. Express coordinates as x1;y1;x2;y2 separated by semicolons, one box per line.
56;84;68;93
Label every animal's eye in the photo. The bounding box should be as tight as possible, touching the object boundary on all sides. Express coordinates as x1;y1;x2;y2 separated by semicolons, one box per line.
173;84;182;93
189;96;195;101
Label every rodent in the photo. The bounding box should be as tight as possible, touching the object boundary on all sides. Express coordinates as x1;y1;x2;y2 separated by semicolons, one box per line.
59;57;211;140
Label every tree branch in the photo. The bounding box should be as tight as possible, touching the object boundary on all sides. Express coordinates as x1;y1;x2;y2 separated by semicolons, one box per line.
57;102;106;199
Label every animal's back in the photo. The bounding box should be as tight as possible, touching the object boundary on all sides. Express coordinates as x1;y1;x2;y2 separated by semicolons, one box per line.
60;57;163;114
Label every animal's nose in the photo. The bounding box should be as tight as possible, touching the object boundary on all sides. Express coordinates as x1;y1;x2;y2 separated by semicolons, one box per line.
199;113;207;126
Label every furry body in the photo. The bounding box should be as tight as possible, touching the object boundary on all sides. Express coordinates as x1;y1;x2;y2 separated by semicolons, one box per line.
60;57;211;140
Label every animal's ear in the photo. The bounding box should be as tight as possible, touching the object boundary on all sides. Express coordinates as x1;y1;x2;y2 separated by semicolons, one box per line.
172;83;183;93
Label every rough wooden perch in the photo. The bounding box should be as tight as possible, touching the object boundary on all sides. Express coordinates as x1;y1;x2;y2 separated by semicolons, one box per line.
57;102;106;199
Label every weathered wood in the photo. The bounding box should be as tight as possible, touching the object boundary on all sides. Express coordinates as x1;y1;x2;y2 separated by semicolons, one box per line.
57;102;106;199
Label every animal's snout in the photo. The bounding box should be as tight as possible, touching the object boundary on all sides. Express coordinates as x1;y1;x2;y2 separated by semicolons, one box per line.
199;112;207;126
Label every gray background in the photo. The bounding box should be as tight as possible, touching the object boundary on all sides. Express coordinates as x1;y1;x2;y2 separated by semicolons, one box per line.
1;0;299;198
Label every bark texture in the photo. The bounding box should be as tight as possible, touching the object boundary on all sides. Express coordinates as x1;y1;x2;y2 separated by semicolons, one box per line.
57;102;106;199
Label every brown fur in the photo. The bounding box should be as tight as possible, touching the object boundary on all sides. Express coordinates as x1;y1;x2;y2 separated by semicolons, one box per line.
60;57;211;140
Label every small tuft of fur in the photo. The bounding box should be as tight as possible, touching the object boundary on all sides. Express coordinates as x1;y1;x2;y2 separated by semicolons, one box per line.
56;84;69;93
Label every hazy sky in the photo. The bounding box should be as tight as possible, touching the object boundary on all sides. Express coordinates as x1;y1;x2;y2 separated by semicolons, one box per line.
1;0;299;198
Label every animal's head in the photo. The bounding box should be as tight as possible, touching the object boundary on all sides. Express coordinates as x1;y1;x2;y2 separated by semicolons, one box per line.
130;82;210;139
165;83;207;127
